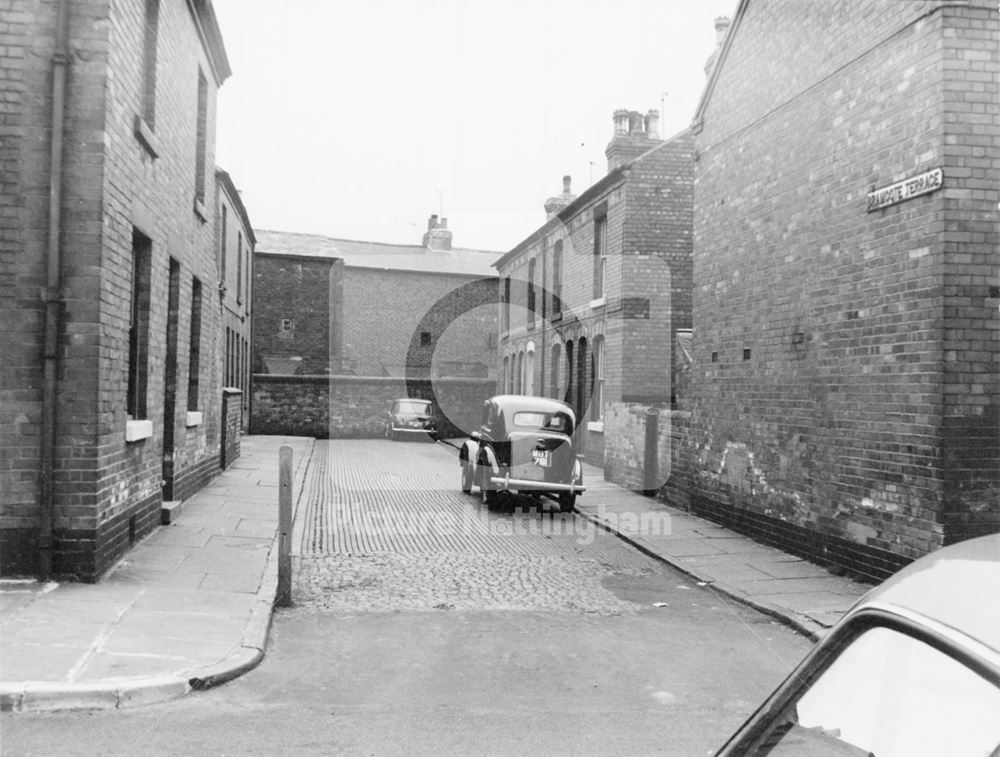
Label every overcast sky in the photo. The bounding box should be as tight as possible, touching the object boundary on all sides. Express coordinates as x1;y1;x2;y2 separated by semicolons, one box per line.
212;0;737;252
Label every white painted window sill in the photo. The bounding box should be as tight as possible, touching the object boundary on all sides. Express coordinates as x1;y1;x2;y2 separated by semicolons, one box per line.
185;411;203;427
587;421;605;433
125;419;153;442
589;297;606;310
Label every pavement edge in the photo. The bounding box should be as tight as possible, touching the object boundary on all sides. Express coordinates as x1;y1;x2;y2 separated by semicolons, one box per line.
573;506;825;643
1;438;317;713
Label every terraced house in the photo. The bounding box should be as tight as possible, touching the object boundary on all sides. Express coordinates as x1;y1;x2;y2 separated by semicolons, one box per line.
673;0;1000;580
495;110;694;476
1;0;244;580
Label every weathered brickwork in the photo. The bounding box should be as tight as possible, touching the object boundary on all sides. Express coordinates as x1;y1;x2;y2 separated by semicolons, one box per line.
342;268;498;379
1;0;234;580
251;375;495;440
677;0;999;575
253;253;341;375
497;125;693;471
216;169;255;428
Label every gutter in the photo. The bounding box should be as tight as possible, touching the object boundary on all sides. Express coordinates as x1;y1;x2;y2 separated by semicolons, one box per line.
40;0;70;581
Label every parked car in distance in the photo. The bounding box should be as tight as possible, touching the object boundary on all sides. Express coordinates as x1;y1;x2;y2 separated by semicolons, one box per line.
714;533;1000;757
385;398;438;441
459;394;585;512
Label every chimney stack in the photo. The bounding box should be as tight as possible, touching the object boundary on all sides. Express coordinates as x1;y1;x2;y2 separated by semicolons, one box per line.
543;175;577;219
605;107;661;172
422;214;453;251
704;16;731;77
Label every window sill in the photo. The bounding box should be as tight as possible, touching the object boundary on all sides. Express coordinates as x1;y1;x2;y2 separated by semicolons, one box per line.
185;411;203;427
586;421;604;433
133;114;160;159
125;419;153;443
589;297;606;310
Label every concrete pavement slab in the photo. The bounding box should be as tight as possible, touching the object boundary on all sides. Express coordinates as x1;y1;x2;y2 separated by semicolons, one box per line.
0;435;315;712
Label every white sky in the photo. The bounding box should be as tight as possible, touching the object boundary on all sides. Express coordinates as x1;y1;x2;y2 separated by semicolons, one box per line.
213;0;737;252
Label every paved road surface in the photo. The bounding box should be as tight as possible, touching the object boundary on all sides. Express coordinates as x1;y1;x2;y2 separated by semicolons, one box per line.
2;439;811;756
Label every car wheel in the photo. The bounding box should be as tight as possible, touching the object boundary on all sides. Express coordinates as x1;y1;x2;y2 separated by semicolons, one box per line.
479;471;497;507
558;491;576;513
461;460;473;494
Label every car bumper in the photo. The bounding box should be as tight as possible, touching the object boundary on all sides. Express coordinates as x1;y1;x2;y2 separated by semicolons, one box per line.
488;474;585;494
391;426;436;435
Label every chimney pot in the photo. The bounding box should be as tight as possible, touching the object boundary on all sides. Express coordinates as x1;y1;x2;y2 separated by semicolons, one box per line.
644;109;660;140
562;175;572;193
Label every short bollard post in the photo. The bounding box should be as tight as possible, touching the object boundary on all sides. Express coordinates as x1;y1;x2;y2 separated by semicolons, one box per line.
643;408;659;497
277;445;293;607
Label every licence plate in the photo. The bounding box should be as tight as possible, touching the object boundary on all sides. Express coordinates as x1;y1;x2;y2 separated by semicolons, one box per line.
531;449;551;467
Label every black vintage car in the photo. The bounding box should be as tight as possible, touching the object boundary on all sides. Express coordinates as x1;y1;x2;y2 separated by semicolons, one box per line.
459;395;585;512
385;398;438;441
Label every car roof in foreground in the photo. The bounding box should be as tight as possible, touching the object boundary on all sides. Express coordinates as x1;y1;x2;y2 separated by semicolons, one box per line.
490;394;573;415
850;533;1000;655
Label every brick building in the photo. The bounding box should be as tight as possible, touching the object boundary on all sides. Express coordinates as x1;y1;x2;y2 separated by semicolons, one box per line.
495;111;694;467
216;168;255;429
1;0;238;580
675;0;1000;579
251;220;502;436
253;220;501;380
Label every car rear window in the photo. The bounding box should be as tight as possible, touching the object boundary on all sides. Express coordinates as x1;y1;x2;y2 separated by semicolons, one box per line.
512;411;571;433
395;400;431;413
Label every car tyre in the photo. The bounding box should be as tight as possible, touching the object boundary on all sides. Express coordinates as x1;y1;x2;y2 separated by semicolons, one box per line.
461;460;473;494
558;491;576;513
479;469;497;507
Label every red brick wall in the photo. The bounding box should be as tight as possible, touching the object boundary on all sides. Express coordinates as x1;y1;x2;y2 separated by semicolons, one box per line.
342;268;498;379
2;0;230;580
683;0;999;569
499;130;694;464
251;375;495;439
252;253;340;375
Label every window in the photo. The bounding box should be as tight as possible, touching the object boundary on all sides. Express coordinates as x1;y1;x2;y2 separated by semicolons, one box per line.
236;232;243;304
194;69;207;208
576;337;588;420
420;331;432;346
527;259;536;329
244;240;251;309
550;343;561;399
502;277;510;332
525;347;535;396
564;340;575;411
127;230;152;419
280;319;294;333
594;336;604;421
552;240;563;317
743;625;1000;757
187;278;202;411
502;356;510;393
141;0;160;128
219;204;228;282
593;213;607;299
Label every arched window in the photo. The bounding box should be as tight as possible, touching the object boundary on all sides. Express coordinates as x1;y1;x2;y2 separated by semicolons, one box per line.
576;337;588;421
550;343;561;399
593;336;604;421
526;343;535;396
502;355;510;393
564;340;574;409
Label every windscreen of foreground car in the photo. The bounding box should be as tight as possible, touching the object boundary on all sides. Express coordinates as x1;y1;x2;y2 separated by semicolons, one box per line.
395;400;432;414
512;412;570;433
745;625;1000;756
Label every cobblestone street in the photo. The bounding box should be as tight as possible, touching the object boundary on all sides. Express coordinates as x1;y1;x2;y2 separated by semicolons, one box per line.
293;439;667;614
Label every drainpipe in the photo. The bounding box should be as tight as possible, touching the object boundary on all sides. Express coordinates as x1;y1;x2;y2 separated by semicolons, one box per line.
40;0;70;581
